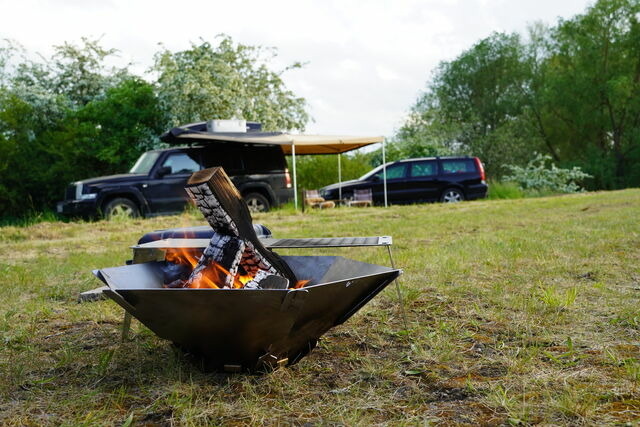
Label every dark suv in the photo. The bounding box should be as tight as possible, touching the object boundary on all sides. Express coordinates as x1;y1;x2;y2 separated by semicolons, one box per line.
319;156;487;204
57;143;293;218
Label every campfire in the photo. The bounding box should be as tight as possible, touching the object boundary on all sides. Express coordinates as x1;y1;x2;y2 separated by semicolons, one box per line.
163;247;310;290
158;167;299;291
95;167;401;372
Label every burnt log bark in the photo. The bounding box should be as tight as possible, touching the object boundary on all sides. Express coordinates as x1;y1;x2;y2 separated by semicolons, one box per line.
185;167;298;286
186;234;245;288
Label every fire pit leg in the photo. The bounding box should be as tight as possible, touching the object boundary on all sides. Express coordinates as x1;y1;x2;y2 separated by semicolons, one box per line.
121;312;132;342
387;246;409;330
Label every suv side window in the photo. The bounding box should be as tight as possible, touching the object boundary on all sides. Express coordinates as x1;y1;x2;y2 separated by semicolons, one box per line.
374;163;406;180
410;160;437;177
162;152;202;175
441;159;476;174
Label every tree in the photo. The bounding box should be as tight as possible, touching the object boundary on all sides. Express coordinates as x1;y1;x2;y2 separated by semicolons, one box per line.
542;0;640;188
395;0;640;188
67;77;163;175
397;32;545;176
0;39;160;218
152;35;309;131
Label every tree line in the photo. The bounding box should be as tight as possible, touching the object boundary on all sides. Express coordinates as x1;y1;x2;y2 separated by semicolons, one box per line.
0;36;307;218
389;0;640;190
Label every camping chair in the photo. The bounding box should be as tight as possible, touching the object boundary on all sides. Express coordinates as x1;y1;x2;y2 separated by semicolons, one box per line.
347;188;373;207
304;189;335;209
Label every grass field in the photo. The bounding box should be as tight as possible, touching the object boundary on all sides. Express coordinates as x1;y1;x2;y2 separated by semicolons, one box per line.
1;190;639;425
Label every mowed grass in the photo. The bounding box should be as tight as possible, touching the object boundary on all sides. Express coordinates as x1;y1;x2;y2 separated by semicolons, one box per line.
1;190;639;425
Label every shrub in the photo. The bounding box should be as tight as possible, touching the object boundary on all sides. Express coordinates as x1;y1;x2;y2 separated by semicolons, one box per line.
504;154;592;194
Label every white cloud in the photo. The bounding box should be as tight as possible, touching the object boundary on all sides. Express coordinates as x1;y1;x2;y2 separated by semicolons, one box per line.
376;65;400;82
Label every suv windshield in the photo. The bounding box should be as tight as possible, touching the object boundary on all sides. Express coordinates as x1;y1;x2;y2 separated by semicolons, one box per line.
359;165;383;180
129;152;160;174
359;163;407;180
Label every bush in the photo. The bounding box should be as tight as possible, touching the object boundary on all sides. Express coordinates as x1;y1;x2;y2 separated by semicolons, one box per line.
504;154;592;194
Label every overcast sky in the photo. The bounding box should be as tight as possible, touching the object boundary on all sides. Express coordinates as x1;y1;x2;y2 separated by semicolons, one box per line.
1;0;593;137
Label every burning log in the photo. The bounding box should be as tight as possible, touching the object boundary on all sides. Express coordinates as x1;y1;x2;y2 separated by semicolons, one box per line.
168;167;296;289
185;233;245;288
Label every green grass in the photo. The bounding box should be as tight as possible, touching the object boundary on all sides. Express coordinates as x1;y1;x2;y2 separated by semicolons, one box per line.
1;190;639;425
487;180;524;199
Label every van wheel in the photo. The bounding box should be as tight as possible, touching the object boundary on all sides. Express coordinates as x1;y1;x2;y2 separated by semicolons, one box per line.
103;198;140;219
244;193;270;213
440;188;464;203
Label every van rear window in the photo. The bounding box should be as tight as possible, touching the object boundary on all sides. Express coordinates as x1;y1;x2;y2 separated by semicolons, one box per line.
441;159;476;174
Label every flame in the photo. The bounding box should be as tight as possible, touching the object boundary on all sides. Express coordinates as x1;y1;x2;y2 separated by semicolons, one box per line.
293;280;310;289
164;247;308;290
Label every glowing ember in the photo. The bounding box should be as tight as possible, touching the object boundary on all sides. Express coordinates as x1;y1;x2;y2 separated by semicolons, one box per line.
164;248;308;290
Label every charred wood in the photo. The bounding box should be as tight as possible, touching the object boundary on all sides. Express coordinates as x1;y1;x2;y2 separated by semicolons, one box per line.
185;167;298;285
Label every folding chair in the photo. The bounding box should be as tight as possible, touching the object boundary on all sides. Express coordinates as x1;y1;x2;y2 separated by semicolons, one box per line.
304;189;335;209
347;188;373;207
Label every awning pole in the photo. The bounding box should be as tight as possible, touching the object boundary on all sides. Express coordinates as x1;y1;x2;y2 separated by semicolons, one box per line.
338;153;342;201
382;139;388;207
292;143;298;210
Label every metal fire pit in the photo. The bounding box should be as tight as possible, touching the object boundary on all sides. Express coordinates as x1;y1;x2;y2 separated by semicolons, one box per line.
96;255;400;372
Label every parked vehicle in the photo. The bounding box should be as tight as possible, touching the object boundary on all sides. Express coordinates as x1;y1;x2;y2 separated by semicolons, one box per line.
319;156;487;204
57;142;293;218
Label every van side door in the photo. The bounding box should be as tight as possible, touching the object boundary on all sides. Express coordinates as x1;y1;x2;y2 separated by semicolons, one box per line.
367;163;409;203
406;160;439;202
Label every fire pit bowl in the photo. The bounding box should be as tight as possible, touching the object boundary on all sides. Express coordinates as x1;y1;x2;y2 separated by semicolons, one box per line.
96;255;400;372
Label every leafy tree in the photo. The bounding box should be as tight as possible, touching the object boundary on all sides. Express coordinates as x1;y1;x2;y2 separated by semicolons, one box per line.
398;32;545;176
153;35;309;131
49;37;129;106
0;40;159;217
396;0;640;188
542;0;640;188
67;77;163;175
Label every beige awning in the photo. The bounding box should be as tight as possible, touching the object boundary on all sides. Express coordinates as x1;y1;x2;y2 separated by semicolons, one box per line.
280;134;383;155
164;130;383;155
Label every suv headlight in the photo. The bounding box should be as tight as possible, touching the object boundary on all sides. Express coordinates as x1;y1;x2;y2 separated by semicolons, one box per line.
74;182;83;200
75;182;97;200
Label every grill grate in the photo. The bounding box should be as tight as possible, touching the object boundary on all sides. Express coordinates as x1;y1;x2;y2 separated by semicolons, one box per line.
132;236;392;251
264;236;391;248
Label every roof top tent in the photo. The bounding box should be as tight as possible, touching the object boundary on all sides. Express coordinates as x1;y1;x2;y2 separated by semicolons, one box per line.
160;120;388;209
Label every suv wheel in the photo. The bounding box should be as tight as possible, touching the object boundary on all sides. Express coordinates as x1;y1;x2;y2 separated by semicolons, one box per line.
103;198;140;219
243;193;270;213
441;188;464;203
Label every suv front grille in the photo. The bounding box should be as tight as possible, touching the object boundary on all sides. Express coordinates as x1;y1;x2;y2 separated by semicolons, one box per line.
65;185;76;201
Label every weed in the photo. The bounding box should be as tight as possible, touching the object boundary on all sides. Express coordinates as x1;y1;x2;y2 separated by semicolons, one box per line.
542;337;586;367
554;388;599;421
93;349;115;377
538;284;577;311
487;384;516;414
